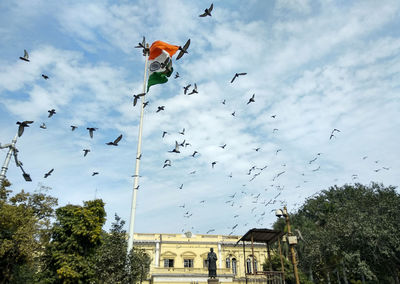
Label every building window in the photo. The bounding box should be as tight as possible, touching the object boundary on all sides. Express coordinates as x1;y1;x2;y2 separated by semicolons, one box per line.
246;258;252;274
254;259;258;272
226;257;230;268
164;259;174;268
232;258;237;275
184;259;194;268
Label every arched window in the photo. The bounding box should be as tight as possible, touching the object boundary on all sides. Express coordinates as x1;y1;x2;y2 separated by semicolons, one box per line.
232;258;237;275
226;257;230;268
254;258;258;272
246;258;252;274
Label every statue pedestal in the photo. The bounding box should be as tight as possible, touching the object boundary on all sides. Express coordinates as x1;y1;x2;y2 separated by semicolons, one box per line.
208;278;219;284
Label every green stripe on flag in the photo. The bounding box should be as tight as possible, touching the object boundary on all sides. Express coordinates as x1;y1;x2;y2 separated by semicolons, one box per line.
147;67;174;91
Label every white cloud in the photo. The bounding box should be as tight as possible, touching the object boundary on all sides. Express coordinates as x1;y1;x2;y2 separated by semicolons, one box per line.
0;0;399;235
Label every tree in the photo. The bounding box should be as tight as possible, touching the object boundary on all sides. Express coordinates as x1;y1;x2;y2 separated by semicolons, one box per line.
0;180;58;283
128;247;151;284
41;199;106;283
274;183;400;283
94;214;152;284
95;214;130;283
263;254;313;284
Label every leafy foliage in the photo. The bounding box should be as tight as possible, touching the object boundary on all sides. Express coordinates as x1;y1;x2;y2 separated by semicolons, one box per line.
273;183;400;283
0;180;58;283
94;214;151;284
41;199;106;283
263;253;312;284
128;247;152;284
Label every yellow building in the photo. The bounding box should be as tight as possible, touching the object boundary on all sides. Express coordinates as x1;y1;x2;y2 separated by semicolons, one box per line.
133;229;284;284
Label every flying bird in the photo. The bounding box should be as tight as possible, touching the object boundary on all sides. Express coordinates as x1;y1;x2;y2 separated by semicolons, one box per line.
48;109;56;118
188;83;198;95
222;99;226;105
169;141;180;153
70;125;78;131
135;36;148;55
231;111;236;116
179;128;185;135
199;3;213;17
295;229;306;242
330;128;340;139
83;149;90;157
312;166;321;172
19;49;30;62
183;84;191;94
178;184;184;189
92;172;99;176
16;121;34;137
143;101;149;108
273;128;279;132
44;168;54;178
309;157;317;164
133;93;145;106
207;229;215;234
247;94;255;104
211;161;217;168
191;151;198;157
220;144;227;149
40;123;47;129
135;36;146;49
174;72;180;79
87;127;98;138
276;149;282;155
230;72;247;83
254;147;261;152
271;115;276;118
42;74;49;80
106;134;123;146
156;106;165;113
176;39;191;60
162;131;168;138
163;159;171;168
136;154;142;160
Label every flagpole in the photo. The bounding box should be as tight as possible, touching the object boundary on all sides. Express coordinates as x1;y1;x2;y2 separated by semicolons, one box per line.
128;43;149;252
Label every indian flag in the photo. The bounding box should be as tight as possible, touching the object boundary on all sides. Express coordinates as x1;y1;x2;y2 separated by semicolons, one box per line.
147;41;180;91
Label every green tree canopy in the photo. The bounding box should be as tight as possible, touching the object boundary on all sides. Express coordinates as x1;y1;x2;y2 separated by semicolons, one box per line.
0;180;58;283
42;199;106;283
273;183;400;283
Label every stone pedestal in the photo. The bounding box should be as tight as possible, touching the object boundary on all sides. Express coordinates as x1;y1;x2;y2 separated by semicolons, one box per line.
208;278;219;284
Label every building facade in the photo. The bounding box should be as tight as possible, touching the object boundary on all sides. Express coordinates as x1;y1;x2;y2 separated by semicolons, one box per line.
133;231;276;284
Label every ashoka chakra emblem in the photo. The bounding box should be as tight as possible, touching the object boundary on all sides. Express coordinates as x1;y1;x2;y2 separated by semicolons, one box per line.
150;61;161;72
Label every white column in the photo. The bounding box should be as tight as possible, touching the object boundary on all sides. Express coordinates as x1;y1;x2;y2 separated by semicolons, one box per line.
155;241;160;267
218;242;222;268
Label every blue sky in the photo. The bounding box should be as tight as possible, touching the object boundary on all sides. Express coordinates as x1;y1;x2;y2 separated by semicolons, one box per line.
0;0;399;236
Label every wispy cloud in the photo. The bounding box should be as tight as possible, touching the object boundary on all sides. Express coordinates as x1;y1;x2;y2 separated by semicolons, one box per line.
0;0;399;235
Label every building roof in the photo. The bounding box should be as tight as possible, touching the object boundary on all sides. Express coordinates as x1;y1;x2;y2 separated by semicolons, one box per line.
237;228;284;244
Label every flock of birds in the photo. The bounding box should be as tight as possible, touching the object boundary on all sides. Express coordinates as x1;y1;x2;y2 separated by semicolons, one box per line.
5;3;392;236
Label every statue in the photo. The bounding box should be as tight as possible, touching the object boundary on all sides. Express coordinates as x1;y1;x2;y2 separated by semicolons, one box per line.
207;248;218;278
